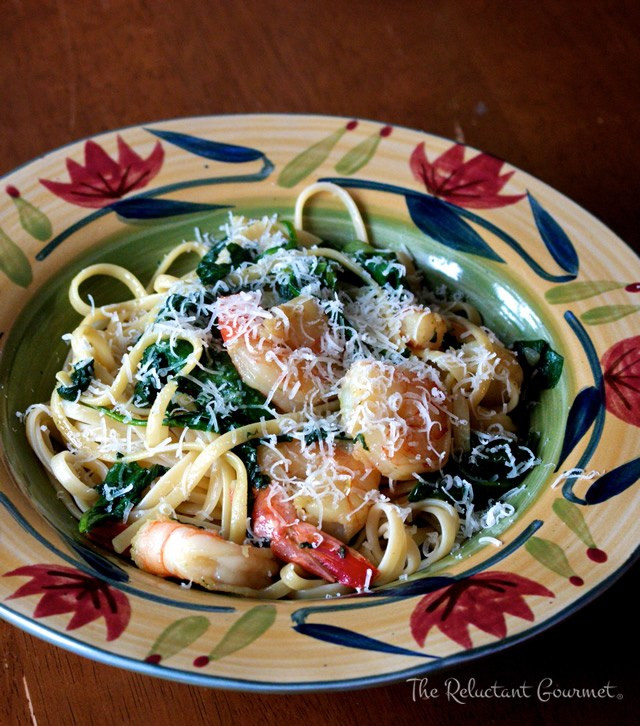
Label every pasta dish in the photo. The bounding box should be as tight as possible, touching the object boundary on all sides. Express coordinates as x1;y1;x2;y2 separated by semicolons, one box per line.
25;182;562;599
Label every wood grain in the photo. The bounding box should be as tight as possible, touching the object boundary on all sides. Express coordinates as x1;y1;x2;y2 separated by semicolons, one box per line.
1;1;638;724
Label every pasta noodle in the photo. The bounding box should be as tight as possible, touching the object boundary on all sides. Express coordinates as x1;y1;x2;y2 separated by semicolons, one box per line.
25;183;559;598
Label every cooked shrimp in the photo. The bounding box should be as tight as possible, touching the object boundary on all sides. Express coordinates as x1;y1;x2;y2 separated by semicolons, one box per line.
216;293;336;412
131;519;277;591
258;440;381;541
400;307;447;352
252;483;378;590
339;359;451;480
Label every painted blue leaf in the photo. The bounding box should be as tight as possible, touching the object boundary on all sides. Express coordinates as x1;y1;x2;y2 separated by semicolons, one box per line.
111;198;230;220
555;386;603;471
61;534;129;582
528;192;579;275
406;195;504;262
374;575;454;598
145;128;264;163
293;623;433;658
585;456;640;504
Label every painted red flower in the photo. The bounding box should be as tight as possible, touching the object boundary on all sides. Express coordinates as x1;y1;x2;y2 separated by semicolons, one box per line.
410;142;525;209
410;571;553;649
40;136;164;208
4;564;130;641
602;335;640;428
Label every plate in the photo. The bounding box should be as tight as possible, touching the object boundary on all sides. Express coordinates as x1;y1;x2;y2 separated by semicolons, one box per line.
0;114;638;691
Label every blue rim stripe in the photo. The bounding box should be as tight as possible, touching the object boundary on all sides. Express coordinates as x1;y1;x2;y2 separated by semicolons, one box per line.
561;312;606;503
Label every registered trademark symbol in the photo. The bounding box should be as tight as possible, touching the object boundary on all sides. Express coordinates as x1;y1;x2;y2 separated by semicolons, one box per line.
617;693;623;700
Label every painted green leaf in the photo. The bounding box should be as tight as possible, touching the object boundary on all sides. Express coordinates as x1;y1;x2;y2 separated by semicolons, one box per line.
12;196;52;241
208;604;276;660
545;281;625;304
335;133;381;175
277;127;347;188
525;536;576;578
0;227;32;287
581;304;640;325
552;499;595;547
146;615;210;661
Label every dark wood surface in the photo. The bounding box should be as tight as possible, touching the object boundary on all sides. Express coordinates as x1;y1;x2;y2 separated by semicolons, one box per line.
1;1;638;724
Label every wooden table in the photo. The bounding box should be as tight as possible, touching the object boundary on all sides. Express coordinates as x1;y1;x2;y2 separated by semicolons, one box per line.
1;1;638;724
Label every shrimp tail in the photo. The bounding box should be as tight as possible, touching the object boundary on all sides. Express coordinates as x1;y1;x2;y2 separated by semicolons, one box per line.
253;487;378;590
131;519;277;590
131;519;176;577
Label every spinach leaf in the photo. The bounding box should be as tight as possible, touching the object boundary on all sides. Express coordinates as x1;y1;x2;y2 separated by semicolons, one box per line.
133;339;193;408
408;477;448;503
169;349;269;432
233;441;270;491
312;258;339;290
512;339;564;391
408;432;539;506
257;238;298;259
57;359;95;401
78;461;167;533
274;256;340;302
85;405;146;426
457;433;539;485
196;260;233;286
196;240;254;286
194;239;227;285
343;241;406;288
510;339;563;431
353;433;369;450
275;267;302;302
155;292;216;330
89;348;268;433
279;220;298;243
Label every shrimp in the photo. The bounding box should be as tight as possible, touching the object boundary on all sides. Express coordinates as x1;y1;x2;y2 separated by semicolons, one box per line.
131;520;277;591
216;293;336;412
258;440;381;541
339;359;451;480
252;485;378;590
400;307;447;352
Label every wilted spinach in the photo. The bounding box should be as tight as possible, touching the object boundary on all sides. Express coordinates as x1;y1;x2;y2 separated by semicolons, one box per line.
343;241;406;288
57;359;94;401
155;292;216;329
274;256;340;302
408;433;539;506
133;339;193;408
167;349;270;432
512;339;564;392
233;440;270;491
196;240;255;286
79;461;167;533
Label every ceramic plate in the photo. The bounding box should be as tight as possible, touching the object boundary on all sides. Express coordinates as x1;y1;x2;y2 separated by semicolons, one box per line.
0;115;638;691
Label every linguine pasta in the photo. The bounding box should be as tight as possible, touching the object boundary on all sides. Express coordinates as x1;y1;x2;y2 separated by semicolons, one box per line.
25;183;561;598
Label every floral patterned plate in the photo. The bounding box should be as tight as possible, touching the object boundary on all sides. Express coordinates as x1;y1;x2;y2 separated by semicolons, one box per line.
0;115;638;691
